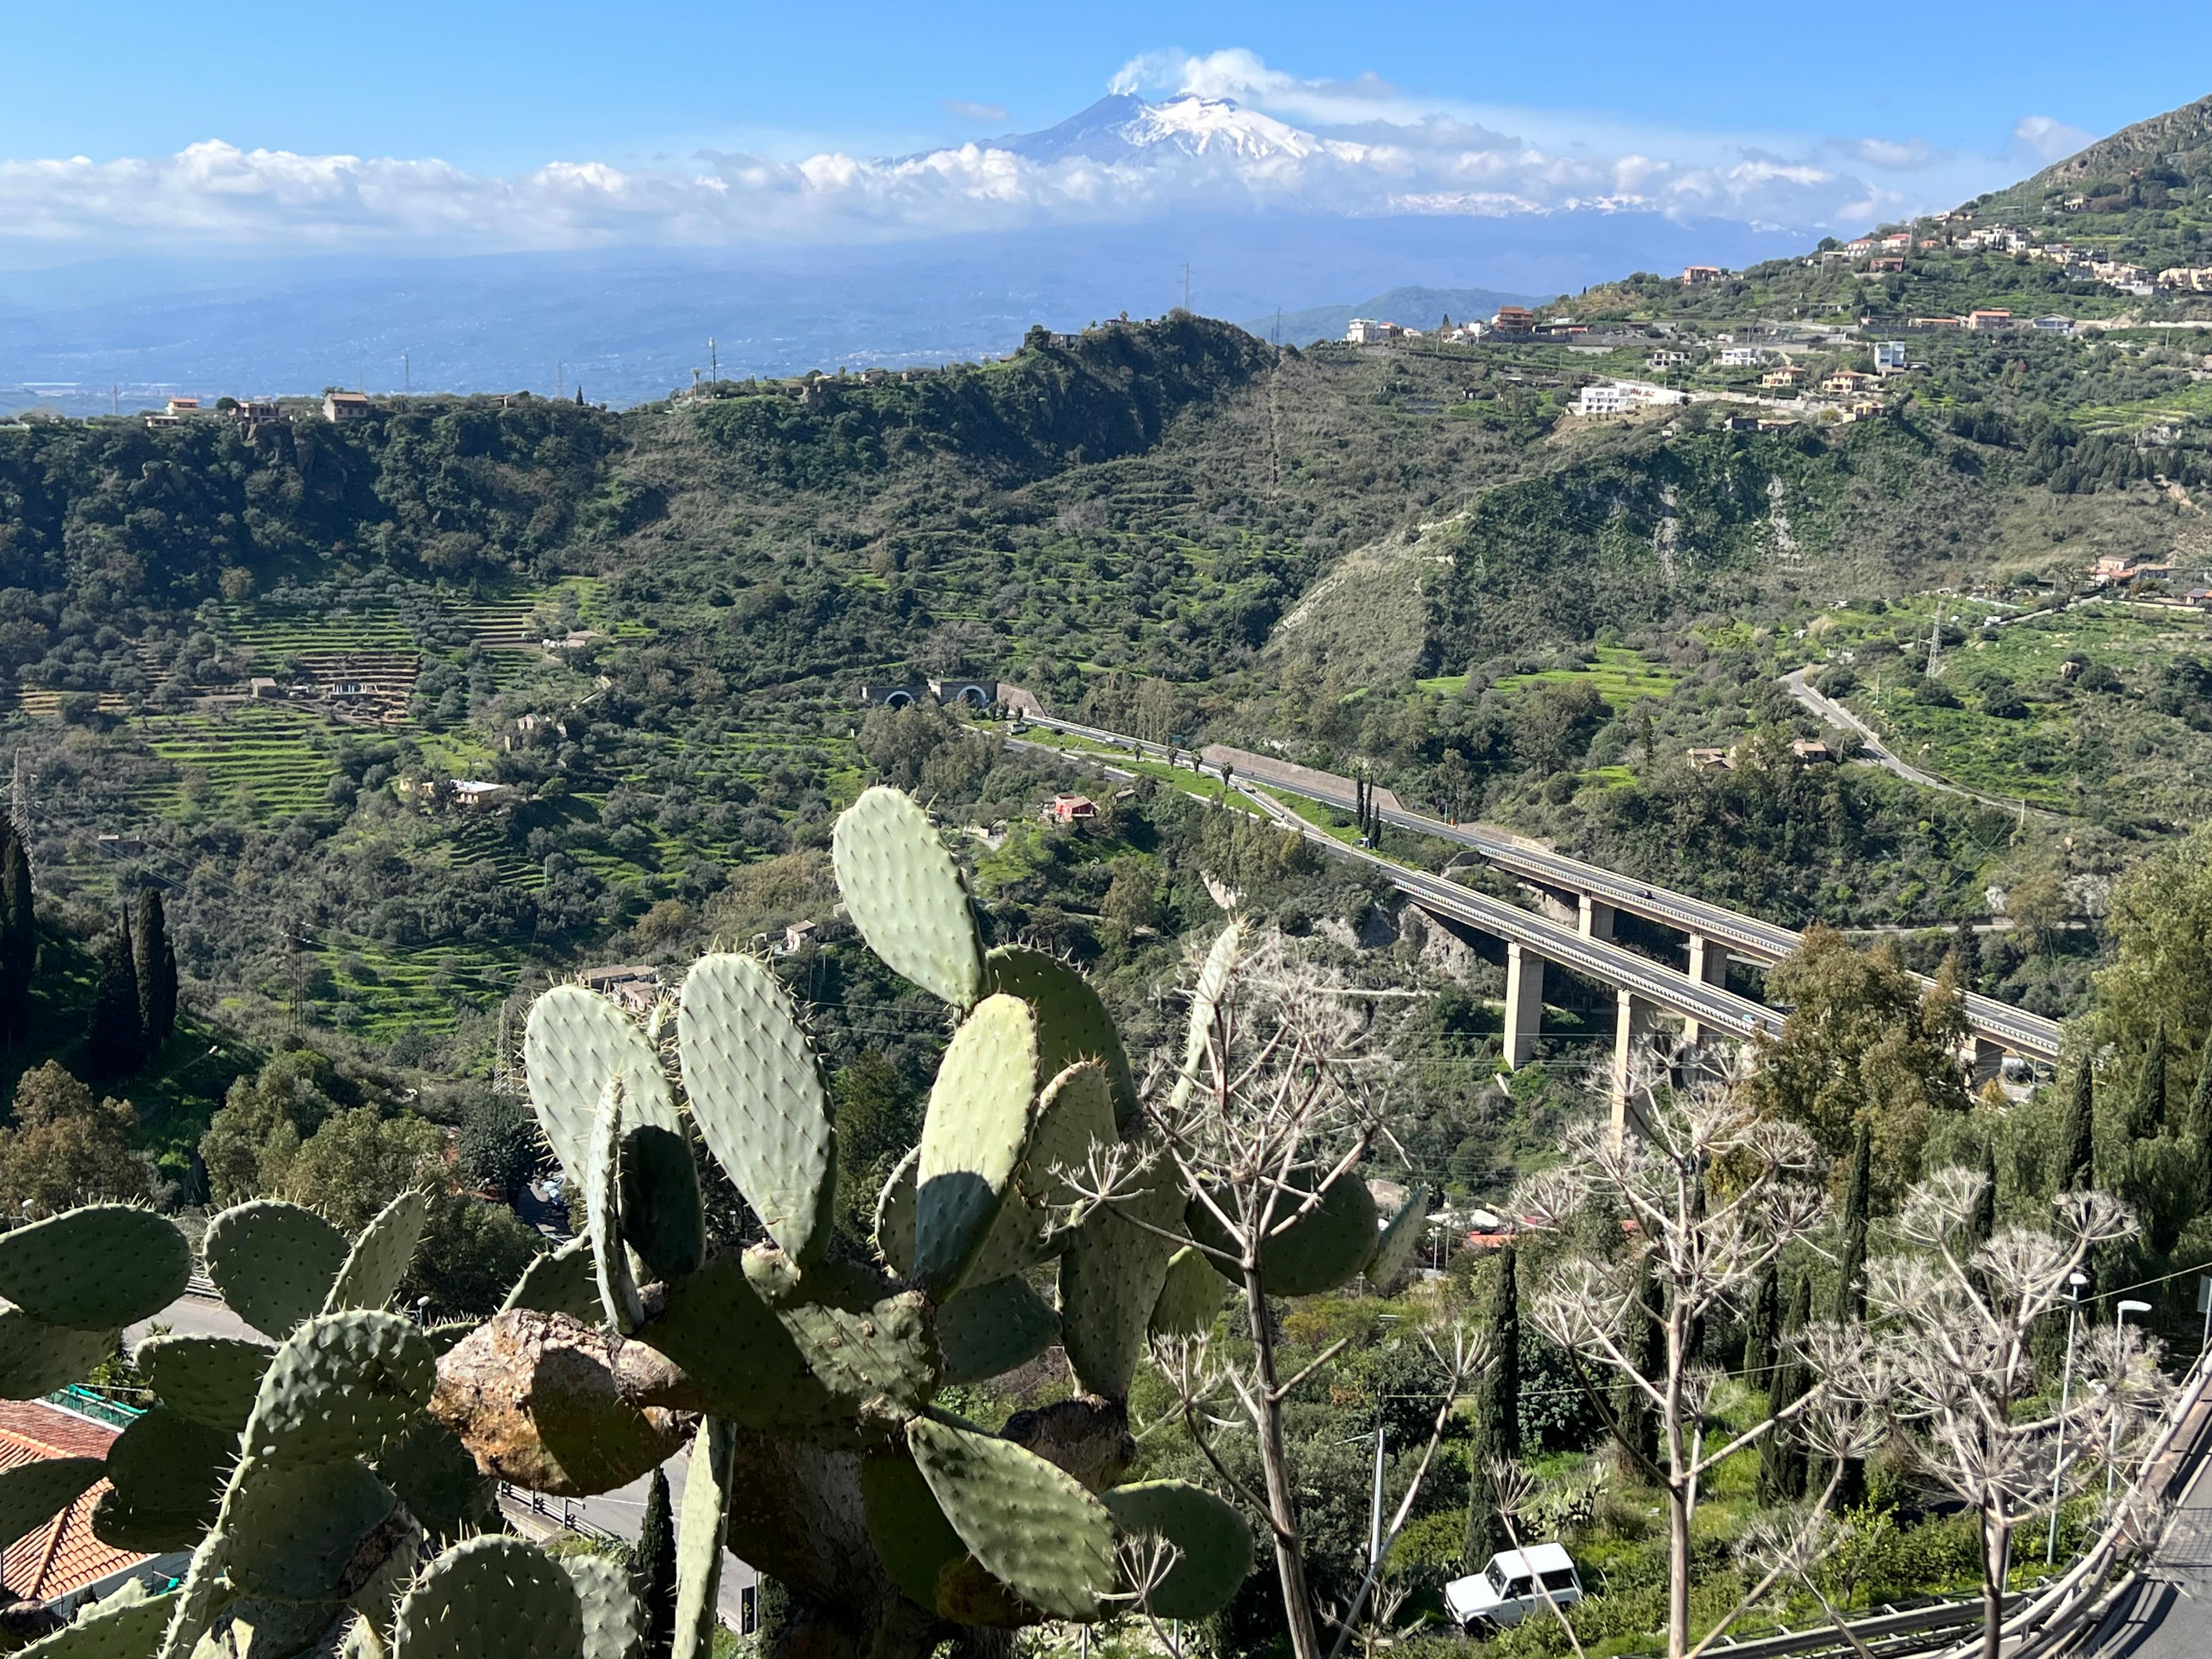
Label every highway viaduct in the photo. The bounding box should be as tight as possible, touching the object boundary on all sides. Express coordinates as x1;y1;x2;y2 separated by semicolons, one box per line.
1012;712;2063;1136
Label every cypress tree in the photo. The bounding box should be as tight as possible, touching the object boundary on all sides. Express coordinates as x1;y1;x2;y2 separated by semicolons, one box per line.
1970;1137;1999;1251
2128;1022;2167;1140
86;924;144;1081
0;813;33;1047
2057;1057;2096;1191
1464;1244;1522;1564
131;888;177;1049
633;1466;676;1658
1832;1120;1872;1325
1619;1250;1665;1465
1744;1259;1780;1387
1758;1273;1813;1504
1825;1122;1873;1509
2186;1018;2212;1147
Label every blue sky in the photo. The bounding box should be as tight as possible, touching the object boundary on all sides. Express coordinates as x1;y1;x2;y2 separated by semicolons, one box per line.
0;1;2205;257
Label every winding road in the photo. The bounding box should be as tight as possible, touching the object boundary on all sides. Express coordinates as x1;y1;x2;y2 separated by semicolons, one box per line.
1778;665;2062;821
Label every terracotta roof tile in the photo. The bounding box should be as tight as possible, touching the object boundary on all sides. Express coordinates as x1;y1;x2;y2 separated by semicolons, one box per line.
0;1401;149;1602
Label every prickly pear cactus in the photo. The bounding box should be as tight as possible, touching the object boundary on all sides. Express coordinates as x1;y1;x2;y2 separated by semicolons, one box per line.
13;782;1284;1658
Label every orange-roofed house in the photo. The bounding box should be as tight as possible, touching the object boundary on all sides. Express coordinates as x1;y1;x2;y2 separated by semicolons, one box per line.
0;1400;174;1616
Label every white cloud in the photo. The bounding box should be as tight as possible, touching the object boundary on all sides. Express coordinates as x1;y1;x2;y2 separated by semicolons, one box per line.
2012;115;2095;163
0;54;2041;258
941;100;1008;123
1852;136;1945;170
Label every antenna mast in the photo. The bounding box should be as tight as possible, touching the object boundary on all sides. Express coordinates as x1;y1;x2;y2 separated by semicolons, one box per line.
1181;262;1192;312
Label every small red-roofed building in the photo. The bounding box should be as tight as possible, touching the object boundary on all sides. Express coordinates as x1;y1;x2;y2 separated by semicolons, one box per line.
0;1400;171;1615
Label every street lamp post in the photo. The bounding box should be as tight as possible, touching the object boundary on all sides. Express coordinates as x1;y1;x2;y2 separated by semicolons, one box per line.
2046;1272;2089;1562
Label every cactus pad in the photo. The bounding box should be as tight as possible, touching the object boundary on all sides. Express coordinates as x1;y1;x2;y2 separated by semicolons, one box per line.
18;1578;177;1658
906;1413;1116;1622
963;1059;1116;1288
0;1304;116;1400
1365;1184;1431;1287
323;1189;430;1316
671;1417;735;1659
245;1312;436;1466
203;1201;351;1341
392;1535;585;1659
986;946;1140;1126
677;952;837;1265
1189;1169;1379;1296
561;1553;646;1659
632;1255;848;1430
1149;1245;1227;1340
500;1236;604;1324
1059;1144;1184;1398
134;1334;273;1432
225;1461;406;1601
874;1146;918;1278
375;1419;497;1543
1101;1480;1253;1620
0;1206;189;1331
193;1596;345;1659
524;981;678;1188
937;1274;1059;1385
831;787;986;1008
0;1456;102;1550
860;1448;1029;1628
93;1406;233;1550
915;994;1039;1297
617;1123;707;1282
588;1082;645;1334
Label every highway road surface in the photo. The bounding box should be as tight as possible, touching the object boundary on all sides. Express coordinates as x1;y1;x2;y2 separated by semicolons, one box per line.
1014;710;2061;1062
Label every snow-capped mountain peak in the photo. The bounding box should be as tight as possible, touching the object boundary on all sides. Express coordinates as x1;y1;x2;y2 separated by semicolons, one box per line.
985;93;1358;166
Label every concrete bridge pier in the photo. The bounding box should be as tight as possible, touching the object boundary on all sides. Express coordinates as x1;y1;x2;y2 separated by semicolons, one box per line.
1966;1035;2006;1090
1578;895;1615;941
1503;942;1544;1069
1681;933;1731;1046
1612;989;1656;1143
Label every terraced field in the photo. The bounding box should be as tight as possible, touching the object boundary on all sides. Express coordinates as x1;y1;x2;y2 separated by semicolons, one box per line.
1420;645;1680;707
134;707;338;817
220;606;416;654
304;937;522;1041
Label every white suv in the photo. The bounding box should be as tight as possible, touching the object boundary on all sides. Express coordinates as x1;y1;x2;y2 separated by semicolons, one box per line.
1443;1544;1585;1632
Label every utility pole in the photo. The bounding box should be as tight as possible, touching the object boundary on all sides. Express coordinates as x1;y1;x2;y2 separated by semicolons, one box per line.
111;385;119;417
1368;1425;1386;1567
1181;262;1193;312
402;353;410;395
710;337;718;385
